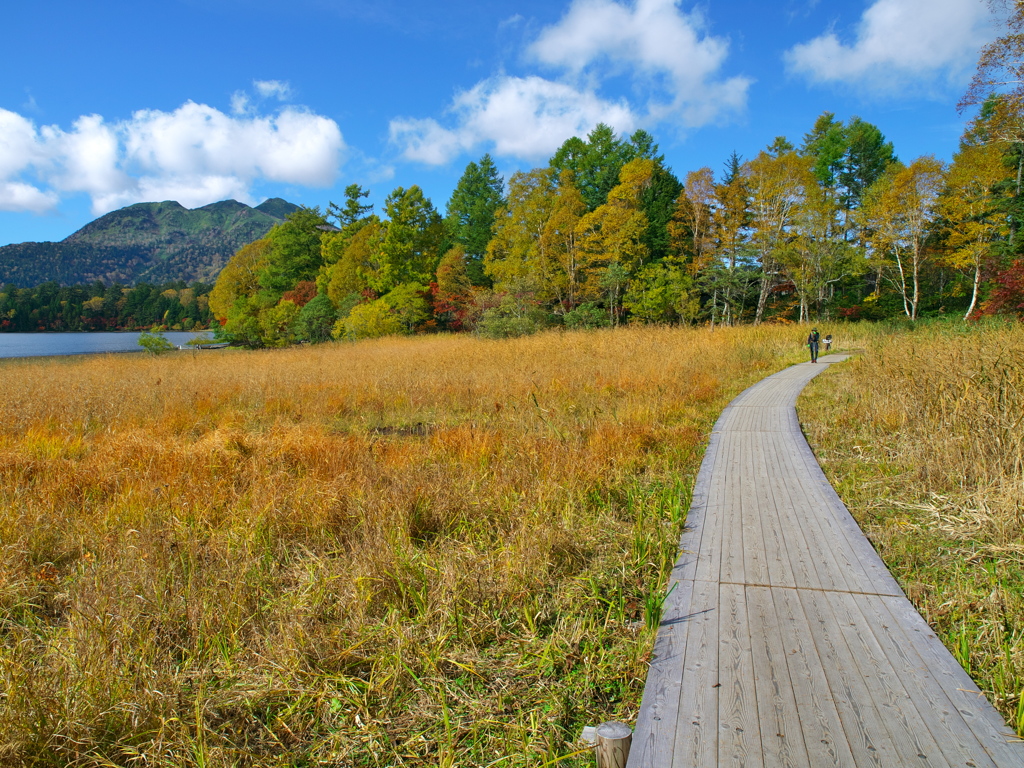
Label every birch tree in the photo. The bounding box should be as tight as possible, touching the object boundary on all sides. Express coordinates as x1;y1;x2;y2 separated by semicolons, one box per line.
745;150;815;324
859;156;946;320
939;142;1009;318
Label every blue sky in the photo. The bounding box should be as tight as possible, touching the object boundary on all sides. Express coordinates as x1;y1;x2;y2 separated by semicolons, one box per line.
0;0;1001;247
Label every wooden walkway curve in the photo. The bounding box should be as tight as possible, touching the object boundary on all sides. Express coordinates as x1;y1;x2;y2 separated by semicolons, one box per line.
628;355;1024;768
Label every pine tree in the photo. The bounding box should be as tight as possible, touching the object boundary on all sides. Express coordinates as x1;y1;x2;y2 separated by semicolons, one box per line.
446;155;505;286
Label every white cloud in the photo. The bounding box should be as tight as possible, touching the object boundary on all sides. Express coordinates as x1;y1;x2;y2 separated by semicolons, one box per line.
0;109;59;213
389;0;750;166
0;101;345;215
785;0;996;91
43;114;134;206
254;80;293;100
0;181;59;214
391;76;637;164
230;91;251;115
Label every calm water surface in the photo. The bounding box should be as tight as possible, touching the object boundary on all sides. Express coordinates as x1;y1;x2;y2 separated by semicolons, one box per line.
0;332;216;359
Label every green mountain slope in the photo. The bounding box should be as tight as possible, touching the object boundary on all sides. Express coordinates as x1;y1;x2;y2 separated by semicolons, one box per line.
0;198;301;287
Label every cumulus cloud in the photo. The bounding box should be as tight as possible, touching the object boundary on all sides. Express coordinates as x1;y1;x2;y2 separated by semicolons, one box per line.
0;109;59;213
389;0;750;165
0;181;59;214
0;101;345;215
785;0;996;91
391;76;636;165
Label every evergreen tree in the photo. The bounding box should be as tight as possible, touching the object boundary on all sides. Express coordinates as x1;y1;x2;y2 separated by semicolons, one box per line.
841;118;897;208
801;112;847;189
550;124;635;211
328;184;374;229
639;161;683;263
800;112;897;223
257;208;329;296
371;186;445;294
445;154;505;286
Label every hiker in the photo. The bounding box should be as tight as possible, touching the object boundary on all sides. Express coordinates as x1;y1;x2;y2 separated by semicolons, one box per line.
823;333;832;352
807;327;820;363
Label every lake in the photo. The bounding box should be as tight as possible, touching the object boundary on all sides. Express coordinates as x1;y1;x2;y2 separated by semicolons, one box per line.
0;331;217;359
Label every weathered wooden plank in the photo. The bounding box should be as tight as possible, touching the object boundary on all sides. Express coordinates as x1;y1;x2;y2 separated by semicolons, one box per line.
741;435;772;587
828;590;953;767
798;587;896;766
693;431;732;585
772;586;857;768
746;585;813;768
628;574;695;765
677;419;725;582
786;439;905;597
630;412;730;766
774;429;886;595
765;432;847;592
854;594;999;768
670;577;720;768
719;433;747;586
719;582;765;767
777;496;854;593
750;430;795;589
882;596;1024;766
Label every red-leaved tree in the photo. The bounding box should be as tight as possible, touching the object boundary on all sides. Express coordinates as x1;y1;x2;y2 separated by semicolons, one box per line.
281;281;318;308
979;260;1024;317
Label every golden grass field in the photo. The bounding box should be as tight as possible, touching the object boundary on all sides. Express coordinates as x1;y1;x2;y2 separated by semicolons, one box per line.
0;324;812;767
799;319;1024;734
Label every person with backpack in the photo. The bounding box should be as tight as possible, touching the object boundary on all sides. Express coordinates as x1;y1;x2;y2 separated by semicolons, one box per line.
807;327;820;363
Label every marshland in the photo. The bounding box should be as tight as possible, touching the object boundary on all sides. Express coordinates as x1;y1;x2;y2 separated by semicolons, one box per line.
0;324;797;767
1;319;1022;766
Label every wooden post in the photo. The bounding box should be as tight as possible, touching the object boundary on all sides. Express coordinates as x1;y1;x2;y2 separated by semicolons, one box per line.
595;721;632;768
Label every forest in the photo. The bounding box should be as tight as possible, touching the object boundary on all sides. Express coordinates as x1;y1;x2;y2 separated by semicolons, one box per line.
0;281;215;332
209;100;1024;348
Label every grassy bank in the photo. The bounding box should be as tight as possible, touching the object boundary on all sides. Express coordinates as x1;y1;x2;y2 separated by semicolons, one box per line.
0;324;807;767
799;319;1024;735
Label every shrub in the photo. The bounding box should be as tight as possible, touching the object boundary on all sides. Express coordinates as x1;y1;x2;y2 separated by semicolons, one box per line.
137;328;175;355
336;300;403;341
563;302;611;330
476;295;553;338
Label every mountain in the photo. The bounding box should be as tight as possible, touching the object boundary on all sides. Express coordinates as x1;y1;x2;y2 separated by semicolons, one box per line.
0;198;301;287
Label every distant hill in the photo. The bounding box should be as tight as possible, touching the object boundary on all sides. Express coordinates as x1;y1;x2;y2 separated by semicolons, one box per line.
0;198;301;287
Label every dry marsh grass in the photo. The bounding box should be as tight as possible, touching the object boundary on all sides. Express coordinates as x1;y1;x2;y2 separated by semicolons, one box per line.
0;324;805;767
799;319;1024;733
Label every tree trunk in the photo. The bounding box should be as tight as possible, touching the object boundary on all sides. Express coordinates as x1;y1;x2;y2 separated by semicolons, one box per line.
755;256;773;325
964;258;981;320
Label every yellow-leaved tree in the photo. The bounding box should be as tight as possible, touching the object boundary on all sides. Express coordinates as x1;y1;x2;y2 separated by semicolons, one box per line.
209;238;272;322
577;158;655;273
670;167;716;272
324;219;383;307
781;179;864;322
485;168;558;297
940;141;1009;318
858;156;946;320
539;171;593;312
745;150;816;324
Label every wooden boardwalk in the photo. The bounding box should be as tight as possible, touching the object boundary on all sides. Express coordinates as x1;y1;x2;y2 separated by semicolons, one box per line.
628;355;1024;768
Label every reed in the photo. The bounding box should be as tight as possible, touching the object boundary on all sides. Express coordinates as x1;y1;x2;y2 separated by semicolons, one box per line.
799;318;1024;733
0;324;806;767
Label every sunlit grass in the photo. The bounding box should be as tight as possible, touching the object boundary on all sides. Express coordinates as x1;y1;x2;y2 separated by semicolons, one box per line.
0;324;809;767
799;318;1024;734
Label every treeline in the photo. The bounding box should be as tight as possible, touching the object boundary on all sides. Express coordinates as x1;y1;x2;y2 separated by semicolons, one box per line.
0;281;215;332
211;109;1024;348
